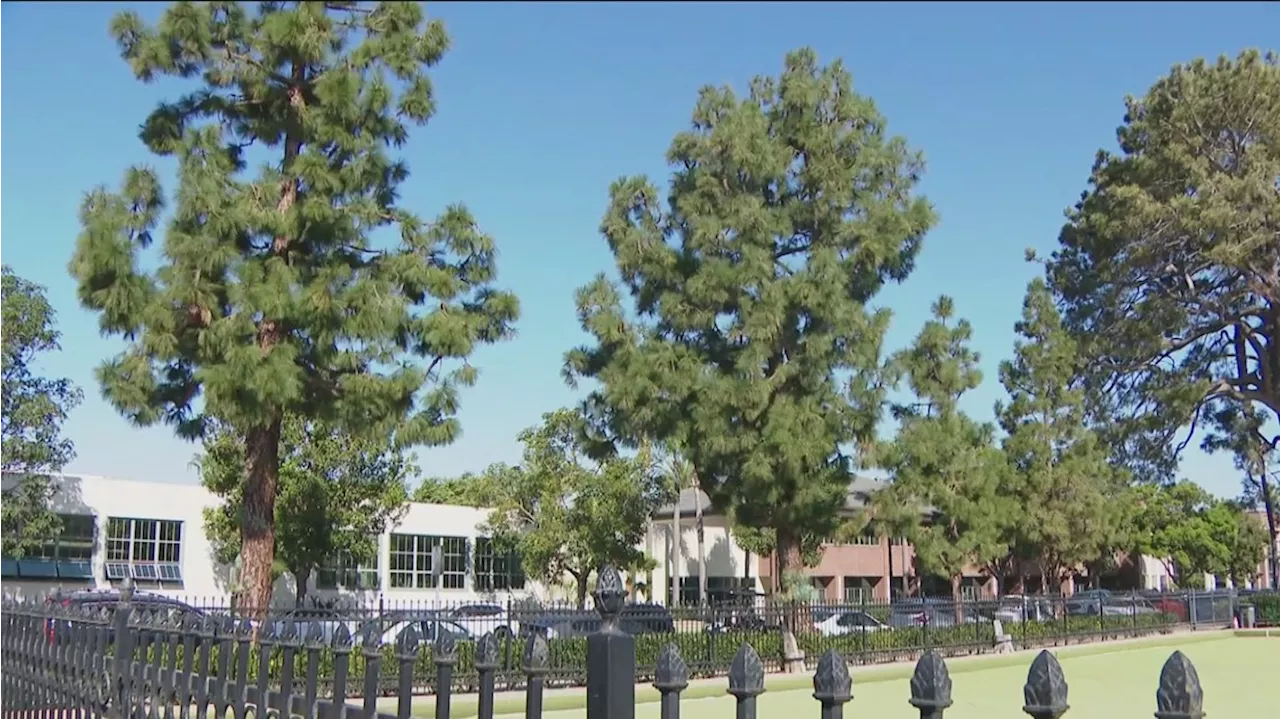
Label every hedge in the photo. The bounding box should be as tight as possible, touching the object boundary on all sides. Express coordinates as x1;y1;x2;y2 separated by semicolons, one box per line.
124;611;1178;694
1243;592;1280;625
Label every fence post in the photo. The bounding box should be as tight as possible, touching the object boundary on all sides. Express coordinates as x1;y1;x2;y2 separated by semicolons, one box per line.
434;624;459;719
812;648;851;719
908;650;952;719
112;580;137;716
587;565;635;719
1155;651;1204;719
475;633;500;719
394;624;419;719
523;632;550;719
727;643;764;719
653;643;689;719
1022;650;1069;718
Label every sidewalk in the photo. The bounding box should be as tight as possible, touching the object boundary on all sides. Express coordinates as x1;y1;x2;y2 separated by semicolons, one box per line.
368;626;1223;716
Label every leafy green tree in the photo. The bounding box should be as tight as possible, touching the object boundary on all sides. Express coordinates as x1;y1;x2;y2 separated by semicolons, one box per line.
480;408;669;608
995;279;1131;590
564;48;935;609
197;414;411;606
1042;50;1280;482
412;466;508;507
874;297;1010;608
1;266;84;557
69;2;519;611
1131;481;1269;585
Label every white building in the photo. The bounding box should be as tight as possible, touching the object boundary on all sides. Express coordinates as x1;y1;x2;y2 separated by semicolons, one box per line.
0;473;536;607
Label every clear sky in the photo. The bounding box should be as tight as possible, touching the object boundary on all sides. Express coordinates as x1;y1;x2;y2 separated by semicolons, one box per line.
2;2;1276;498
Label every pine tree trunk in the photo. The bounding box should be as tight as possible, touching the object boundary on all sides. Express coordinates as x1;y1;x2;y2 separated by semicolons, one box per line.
950;575;965;624
775;528;806;672
294;567;311;608
241;417;282;622
575;571;590;610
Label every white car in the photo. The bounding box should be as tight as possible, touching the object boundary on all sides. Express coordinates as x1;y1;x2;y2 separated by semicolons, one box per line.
813;610;890;637
359;615;473;646
448;603;519;640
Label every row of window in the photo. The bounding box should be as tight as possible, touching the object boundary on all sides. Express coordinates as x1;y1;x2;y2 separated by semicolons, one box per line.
0;515;526;593
1;515;180;582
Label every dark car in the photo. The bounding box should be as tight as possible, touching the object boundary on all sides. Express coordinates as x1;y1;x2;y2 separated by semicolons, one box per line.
45;590;208;645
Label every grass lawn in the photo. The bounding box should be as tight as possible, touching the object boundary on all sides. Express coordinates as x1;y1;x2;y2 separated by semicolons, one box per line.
525;637;1277;719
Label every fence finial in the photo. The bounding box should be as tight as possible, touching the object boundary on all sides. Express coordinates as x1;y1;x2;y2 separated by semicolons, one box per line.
476;632;501;670
305;620;325;649
1023;650;1069;719
910;650;953;715
727;643;765;699
434;625;459;665
812;648;852;704
594;565;627;630
360;620;382;652
1155;651;1204;719
523;631;550;675
330;621;353;649
655;643;690;693
395;624;419;661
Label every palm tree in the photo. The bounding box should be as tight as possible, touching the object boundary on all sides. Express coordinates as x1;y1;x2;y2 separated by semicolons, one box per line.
665;450;704;606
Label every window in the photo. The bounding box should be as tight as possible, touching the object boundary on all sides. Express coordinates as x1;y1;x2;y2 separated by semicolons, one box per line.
0;513;96;580
317;552;380;591
105;517;183;583
388;534;467;589
474;538;525;591
843;577;875;604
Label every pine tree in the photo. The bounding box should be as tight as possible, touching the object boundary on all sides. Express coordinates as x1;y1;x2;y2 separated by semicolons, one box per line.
1043;50;1279;481
69;2;519;612
874;297;1009;609
2;267;84;556
565;48;935;605
996;279;1129;590
196;414;411;606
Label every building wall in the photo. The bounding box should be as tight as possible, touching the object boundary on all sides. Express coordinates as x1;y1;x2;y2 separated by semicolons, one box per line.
645;515;766;603
0;474;539;606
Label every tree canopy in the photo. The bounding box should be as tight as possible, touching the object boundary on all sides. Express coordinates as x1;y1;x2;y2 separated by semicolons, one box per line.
995;279;1131;586
1044;50;1280;481
478;408;669;608
69;2;518;610
412;466;506;507
1131;480;1270;585
564;47;935;594
1;266;84;557
197;414;411;605
874;297;1010;599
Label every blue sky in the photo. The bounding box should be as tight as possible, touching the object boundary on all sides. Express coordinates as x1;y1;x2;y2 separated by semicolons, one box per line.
3;2;1276;497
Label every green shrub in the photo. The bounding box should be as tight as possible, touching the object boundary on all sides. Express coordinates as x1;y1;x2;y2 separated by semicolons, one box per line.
124;610;1178;693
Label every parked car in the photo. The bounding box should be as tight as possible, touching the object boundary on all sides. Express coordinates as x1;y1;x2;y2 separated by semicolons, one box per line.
1067;590;1158;617
267;606;360;644
45;590;208;645
358;614;473;646
447;602;519;640
988;595;1055;623
813;609;889;637
886;599;982;628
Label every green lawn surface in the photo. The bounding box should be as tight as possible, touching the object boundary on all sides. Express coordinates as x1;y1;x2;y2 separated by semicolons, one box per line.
387;634;1275;718
534;637;1277;719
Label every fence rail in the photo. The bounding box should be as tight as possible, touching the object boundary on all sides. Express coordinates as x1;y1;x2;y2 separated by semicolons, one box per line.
0;568;1226;719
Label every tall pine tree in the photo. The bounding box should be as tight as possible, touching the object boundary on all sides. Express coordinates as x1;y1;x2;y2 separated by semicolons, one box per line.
565;48;935;606
69;2;518;612
874;297;1009;608
996;279;1128;591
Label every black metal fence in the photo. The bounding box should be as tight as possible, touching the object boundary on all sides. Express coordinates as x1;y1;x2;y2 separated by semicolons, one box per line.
1;566;1215;719
12;583;1240;697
